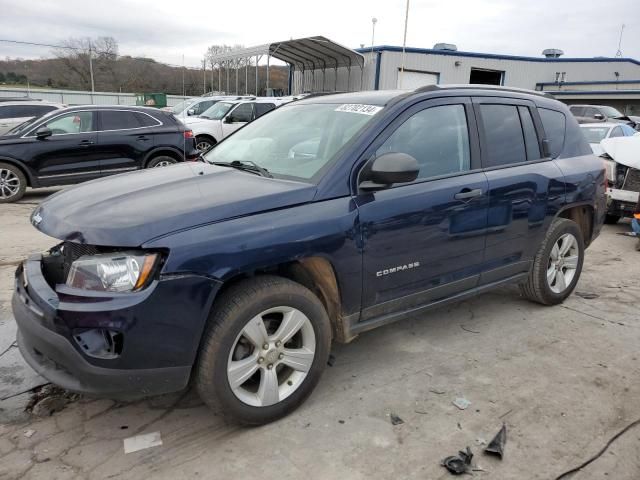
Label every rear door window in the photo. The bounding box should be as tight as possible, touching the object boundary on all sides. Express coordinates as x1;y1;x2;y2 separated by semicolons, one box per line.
135;112;160;127
228;103;253;123
255;103;276;118
99;110;142;131
478;104;527;167
538;108;566;158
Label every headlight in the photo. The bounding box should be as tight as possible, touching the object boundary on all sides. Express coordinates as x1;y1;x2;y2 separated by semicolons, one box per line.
66;252;159;292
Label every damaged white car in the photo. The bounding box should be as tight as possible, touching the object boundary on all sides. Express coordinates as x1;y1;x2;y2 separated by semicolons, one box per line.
601;134;640;224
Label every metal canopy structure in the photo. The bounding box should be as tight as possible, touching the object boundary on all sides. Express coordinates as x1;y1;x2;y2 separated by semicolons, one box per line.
207;36;365;95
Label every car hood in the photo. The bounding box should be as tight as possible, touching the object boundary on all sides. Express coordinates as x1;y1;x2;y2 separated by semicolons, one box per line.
32;162;316;247
601;136;640;170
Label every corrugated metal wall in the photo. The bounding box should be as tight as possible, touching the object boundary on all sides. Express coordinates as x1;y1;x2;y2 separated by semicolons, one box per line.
292;49;640;94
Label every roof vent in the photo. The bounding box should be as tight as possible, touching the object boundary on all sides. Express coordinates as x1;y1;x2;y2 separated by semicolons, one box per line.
433;43;457;51
542;48;564;58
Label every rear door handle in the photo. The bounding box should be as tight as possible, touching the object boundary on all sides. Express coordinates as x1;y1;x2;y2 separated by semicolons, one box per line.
137;135;150;141
78;140;95;147
454;188;483;200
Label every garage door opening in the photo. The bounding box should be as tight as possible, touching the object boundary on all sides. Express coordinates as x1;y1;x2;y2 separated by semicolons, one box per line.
397;69;439;89
469;68;504;85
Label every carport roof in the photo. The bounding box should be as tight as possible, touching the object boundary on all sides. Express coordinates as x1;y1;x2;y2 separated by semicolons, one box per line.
208;36;365;70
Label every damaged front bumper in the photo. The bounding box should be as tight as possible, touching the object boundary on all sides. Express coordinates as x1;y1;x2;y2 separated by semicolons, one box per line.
12;254;221;398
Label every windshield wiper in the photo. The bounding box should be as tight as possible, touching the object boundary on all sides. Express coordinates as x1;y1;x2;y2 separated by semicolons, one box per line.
211;160;272;178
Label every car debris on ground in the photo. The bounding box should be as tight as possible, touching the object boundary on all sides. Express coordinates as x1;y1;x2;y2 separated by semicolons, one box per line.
123;432;163;454
484;423;507;458
452;397;471;410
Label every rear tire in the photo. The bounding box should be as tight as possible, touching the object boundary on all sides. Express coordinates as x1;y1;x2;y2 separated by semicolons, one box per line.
520;218;584;305
196;276;331;425
146;155;178;168
0;162;27;203
604;214;621;225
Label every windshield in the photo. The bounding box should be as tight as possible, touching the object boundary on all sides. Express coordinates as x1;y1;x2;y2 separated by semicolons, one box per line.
581;126;610;143
6;108;60;136
170;99;197;114
203;102;382;182
600;106;624;118
200;101;234;120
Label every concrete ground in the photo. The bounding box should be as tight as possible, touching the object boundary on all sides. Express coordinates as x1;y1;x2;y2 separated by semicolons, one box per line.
1;188;639;480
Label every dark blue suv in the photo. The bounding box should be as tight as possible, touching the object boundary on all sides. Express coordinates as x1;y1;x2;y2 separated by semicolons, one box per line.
13;86;606;424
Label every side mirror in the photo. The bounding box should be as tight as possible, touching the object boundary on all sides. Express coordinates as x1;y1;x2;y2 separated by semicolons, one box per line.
35;127;52;139
187;109;195;116
594;113;604;120
359;152;419;191
224;116;234;124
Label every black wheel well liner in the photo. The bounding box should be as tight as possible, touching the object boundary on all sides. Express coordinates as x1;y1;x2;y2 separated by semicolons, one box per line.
214;257;347;342
143;147;183;167
556;203;594;247
195;134;217;144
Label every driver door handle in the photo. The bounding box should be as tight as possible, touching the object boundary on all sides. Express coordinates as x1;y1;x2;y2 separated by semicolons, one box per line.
78;140;95;147
454;188;483;200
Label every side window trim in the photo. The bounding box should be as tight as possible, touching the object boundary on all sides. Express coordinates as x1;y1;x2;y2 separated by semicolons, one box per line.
98;109;162;132
23;110;98;137
352;96;481;192
472;97;547;170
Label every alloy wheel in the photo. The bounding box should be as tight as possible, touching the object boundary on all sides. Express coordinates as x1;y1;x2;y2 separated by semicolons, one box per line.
0;169;20;199
227;306;316;407
196;141;212;151
547;233;579;294
153;160;174;168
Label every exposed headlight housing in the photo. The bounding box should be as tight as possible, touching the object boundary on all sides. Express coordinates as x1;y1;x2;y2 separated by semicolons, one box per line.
66;252;159;292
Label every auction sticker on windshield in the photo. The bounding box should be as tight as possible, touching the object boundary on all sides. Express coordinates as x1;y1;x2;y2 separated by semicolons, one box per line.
335;104;383;115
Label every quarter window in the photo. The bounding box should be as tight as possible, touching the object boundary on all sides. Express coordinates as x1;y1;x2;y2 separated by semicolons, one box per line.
538;108;566;158
376;104;471;179
100;111;142;130
43;111;94;135
255;103;276;118
479;104;527;167
135;112;160;127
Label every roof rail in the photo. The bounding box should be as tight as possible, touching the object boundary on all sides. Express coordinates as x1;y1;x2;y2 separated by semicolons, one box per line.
415;84;554;98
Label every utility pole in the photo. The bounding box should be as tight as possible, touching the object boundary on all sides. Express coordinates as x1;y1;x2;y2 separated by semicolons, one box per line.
399;0;410;89
370;17;377;53
88;42;95;99
615;24;625;57
202;59;206;94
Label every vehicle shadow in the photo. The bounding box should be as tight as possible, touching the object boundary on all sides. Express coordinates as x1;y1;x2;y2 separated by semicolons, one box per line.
18;188;64;204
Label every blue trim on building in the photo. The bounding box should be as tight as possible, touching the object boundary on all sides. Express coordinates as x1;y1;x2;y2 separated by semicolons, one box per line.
547;90;640;96
537;80;640;87
374;51;382;90
354;45;640;66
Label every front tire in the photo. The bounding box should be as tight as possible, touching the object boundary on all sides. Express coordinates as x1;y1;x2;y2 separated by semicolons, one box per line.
196;276;331;425
195;136;215;152
0;162;27;203
520;218;585;305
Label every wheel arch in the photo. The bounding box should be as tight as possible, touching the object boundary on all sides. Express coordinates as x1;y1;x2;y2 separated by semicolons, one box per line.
195;134;217;147
0;157;34;187
214;256;347;343
143;147;184;167
555;203;594;247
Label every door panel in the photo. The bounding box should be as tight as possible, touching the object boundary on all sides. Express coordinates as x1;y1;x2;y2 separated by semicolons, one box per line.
356;98;488;321
358;173;489;319
29;111;101;184
97;110;154;174
473;98;566;282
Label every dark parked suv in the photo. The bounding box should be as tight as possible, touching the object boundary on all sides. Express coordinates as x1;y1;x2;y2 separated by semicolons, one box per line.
13;86;605;424
0;105;198;202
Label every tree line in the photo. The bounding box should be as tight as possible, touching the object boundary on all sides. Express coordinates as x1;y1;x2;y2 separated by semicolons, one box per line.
0;37;288;96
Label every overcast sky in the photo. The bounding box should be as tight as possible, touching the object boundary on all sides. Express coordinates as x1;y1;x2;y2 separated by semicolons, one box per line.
1;0;638;68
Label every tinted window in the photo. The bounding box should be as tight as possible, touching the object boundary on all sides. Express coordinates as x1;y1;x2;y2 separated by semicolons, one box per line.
609;126;624;138
100;111;142;130
570;106;585;117
228;103;253;123
518;106;541;160
44;111;94;135
479;104;526;166
0;106;16;119
135;112;160;127
583;107;599;118
539;108;566;158
255;103;276;118
376;104;470;179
